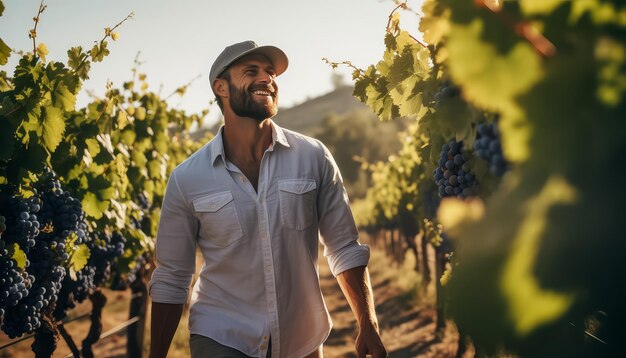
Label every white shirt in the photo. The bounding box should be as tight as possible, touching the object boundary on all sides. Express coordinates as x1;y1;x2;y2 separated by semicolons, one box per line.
148;121;370;358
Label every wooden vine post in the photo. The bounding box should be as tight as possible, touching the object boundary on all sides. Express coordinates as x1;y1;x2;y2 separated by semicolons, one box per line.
31;313;58;358
127;267;148;357
82;289;107;358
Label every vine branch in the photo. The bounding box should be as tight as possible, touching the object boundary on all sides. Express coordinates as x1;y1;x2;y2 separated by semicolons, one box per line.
474;0;556;57
386;1;428;49
321;58;365;77
75;11;135;73
29;0;47;54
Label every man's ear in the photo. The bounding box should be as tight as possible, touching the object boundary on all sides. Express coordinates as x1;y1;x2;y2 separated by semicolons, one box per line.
213;78;229;98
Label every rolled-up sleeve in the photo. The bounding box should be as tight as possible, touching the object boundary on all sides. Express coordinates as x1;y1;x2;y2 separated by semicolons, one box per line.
148;170;198;304
316;143;370;277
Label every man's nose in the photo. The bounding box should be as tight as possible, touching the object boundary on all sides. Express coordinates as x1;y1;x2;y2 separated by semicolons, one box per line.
257;71;274;84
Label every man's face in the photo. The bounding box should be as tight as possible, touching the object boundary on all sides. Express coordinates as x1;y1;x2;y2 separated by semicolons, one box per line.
225;54;279;121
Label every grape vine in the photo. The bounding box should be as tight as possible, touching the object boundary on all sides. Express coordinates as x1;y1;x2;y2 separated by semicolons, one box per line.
0;0;211;353
333;0;626;357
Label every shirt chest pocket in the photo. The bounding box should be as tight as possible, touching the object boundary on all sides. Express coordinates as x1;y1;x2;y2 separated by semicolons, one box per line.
278;179;317;231
193;191;243;247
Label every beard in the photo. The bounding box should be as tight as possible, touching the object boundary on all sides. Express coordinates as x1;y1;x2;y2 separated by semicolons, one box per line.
228;83;279;121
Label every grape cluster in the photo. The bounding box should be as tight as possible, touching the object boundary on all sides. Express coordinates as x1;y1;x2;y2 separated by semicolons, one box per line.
54;265;96;321
2;241;66;337
91;231;126;287
0;192;36;335
0;193;41;254
434;84;460;110
474;122;508;176
434;140;478;199
125;254;147;286
0;256;32;312
130;192;150;230
37;169;87;243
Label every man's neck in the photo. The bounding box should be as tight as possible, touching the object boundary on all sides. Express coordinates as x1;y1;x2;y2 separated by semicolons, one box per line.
222;116;273;165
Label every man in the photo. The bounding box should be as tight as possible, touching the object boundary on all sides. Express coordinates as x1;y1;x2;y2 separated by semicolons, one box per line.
148;40;387;358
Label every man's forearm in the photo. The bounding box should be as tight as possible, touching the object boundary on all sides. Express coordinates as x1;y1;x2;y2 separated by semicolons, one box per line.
336;265;379;329
149;302;184;358
337;265;387;357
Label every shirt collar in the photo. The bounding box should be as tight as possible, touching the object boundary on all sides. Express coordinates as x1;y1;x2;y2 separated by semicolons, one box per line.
210;119;291;167
271;120;291;149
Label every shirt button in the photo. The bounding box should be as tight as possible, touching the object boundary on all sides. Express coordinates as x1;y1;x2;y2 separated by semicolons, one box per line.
241;176;247;182
263;336;268;340
260;345;267;350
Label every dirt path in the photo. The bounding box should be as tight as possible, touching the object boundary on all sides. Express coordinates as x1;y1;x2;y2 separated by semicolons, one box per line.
320;249;466;358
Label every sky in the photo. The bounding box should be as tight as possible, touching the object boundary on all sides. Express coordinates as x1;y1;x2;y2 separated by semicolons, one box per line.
1;0;423;126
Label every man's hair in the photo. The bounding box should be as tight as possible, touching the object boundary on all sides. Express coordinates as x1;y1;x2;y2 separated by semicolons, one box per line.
214;69;231;112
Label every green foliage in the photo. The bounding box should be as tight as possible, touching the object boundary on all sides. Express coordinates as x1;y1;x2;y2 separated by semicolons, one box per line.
0;0;211;312
313;109;407;199
344;0;626;356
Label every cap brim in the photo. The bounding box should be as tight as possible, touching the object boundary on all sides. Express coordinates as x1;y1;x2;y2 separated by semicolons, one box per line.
212;45;288;88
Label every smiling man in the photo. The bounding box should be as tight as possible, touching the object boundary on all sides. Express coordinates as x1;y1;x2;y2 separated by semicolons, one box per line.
148;41;387;358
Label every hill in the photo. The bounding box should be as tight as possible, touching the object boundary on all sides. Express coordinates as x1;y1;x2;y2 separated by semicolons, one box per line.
272;85;371;135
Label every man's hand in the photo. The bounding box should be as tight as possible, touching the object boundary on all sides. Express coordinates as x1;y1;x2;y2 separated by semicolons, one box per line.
355;320;387;358
336;266;388;358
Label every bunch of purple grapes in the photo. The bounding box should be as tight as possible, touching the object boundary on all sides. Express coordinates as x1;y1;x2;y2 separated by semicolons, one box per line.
30;169;96;321
37;169;87;243
1;241;66;337
0;191;37;336
474;122;508;176
91;231;126;287
3;241;65;336
0;193;41;254
434;140;478;199
0;255;32;319
434;84;461;110
53;265;96;321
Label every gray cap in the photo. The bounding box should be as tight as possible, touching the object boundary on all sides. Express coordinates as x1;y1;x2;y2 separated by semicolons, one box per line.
209;40;288;91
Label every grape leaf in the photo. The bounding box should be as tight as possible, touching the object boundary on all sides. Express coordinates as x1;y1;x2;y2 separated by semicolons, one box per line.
51;79;76;111
121;128;136;145
0;38;10;66
520;0;568;16
419;1;450;45
131;150;147;168
67;46;90;79
501;176;577;335
82;191;109;219
153;133;168;155
147;159;164;179
395;31;418;53
447;20;543;115
90;41;110;62
116;109;128;129
69;243;90;272
42;106;66;152
85;138;100;157
11;243;27;269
